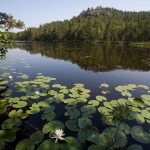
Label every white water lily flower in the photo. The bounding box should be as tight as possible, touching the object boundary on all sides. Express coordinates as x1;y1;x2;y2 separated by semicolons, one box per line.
35;91;40;94
51;129;65;143
9;75;13;79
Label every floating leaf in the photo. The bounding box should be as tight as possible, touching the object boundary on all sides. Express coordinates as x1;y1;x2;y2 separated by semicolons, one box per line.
1;118;22;129
81;105;96;114
88;100;99;106
130;112;145;124
65;119;79;132
30;131;44;145
138;85;149;90
100;83;109;88
0;129;18;142
65;108;81;119
16;139;35;150
127;144;143;150
141;110;150;119
37;140;59;150
78;127;98;143
41;112;56;121
65;136;81;148
0;139;5;150
27;107;40;114
9;109;23;118
96;95;107;101
78;117;92;129
42;120;64;134
12;101;27;108
60;143;78;150
131;126;150;144
141;95;150;101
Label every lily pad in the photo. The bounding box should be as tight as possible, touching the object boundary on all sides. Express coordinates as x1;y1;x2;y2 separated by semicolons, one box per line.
127;144;143;150
42;120;64;134
16;139;35;150
130;112;145;124
88;100;100;106
65;119;79;131
60;143;78;150
65;136;81;148
30;131;44;145
141;110;150;119
131;125;150;144
1;118;22;129
37;140;59;150
78;117;92;129
96;95;107;101
12;101;27;108
81;105;96;114
78;127;98;143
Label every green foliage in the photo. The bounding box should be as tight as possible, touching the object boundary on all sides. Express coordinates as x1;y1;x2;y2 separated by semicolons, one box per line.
16;7;150;43
0;12;24;59
0;65;150;149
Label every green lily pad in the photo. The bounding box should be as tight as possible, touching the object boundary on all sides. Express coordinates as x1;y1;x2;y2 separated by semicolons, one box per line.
0;129;18;142
9;109;23;118
60;143;78;150
141;95;150;101
96;95;107;101
37;140;59;150
130;112;145;124
16;139;35;150
65;119;79;132
88;100;99;106
131;125;150;144
0;139;5;150
77;127;98;143
65;136;81;148
65;108;81;119
127;144;143;150
30;131;44;145
1;118;22;129
100;83;109;88
81;105;96;114
141;110;150;119
78;117;92;129
138;85;149;90
12;101;27;108
27;107;40;114
103;102;113;109
102;127;127;148
42;120;64;134
41;112;56;121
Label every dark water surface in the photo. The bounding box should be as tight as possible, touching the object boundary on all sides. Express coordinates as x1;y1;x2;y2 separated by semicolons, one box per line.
1;42;150;149
13;42;150;92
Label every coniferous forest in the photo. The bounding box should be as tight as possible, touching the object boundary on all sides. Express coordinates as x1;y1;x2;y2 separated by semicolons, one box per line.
16;7;150;43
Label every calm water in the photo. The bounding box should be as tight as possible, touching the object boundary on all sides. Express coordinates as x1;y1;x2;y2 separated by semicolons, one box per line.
1;42;150;149
10;42;150;92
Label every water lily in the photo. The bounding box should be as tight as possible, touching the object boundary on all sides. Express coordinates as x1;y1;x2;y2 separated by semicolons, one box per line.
35;91;40;94
51;129;65;143
9;75;13;79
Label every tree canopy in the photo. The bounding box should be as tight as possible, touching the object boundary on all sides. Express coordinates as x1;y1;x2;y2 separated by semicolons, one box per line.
16;7;150;43
0;12;24;59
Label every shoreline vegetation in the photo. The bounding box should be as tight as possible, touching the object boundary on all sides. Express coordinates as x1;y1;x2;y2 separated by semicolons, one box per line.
15;7;150;44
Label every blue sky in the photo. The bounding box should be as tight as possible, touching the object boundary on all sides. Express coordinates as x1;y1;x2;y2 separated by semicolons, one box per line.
0;0;150;29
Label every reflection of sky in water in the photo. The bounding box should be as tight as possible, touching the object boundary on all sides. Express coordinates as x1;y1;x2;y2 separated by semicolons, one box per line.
4;48;150;99
1;47;150;150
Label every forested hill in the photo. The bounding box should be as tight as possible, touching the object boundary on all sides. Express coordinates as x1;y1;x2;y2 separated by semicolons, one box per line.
16;7;150;43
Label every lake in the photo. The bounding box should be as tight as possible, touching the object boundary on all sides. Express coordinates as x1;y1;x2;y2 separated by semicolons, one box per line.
0;42;150;149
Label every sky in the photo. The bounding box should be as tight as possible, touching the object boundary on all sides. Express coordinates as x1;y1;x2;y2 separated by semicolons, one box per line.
0;0;150;30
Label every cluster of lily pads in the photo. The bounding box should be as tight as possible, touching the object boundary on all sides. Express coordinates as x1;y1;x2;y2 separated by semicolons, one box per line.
0;62;150;150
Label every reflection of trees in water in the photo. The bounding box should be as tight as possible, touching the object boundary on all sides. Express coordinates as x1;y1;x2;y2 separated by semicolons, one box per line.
16;42;150;72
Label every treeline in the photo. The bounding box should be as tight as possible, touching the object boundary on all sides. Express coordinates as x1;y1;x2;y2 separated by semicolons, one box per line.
16;7;150;43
